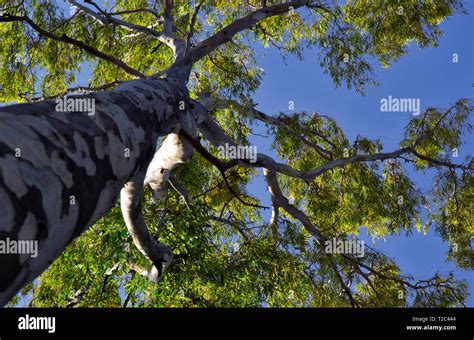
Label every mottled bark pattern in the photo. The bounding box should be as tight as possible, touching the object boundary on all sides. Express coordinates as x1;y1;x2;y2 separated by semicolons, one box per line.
0;77;186;306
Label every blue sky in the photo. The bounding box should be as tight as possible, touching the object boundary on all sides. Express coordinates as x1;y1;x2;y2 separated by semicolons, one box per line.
247;2;474;305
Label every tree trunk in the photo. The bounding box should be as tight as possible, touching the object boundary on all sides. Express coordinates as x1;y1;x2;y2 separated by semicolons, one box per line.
0;76;187;306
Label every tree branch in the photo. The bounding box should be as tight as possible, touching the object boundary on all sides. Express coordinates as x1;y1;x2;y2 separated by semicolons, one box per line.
201;96;334;160
263;168;358;306
185;0;206;57
187;0;310;64
0;14;145;78
26;81;121;102
161;0;186;60
168;174;192;207
411;150;473;171
66;0;162;36
121;172;173;283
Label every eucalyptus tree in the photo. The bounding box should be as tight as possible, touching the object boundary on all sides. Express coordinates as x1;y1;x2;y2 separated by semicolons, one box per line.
0;0;472;307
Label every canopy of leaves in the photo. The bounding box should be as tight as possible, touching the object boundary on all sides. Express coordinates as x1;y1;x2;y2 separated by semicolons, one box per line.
1;0;471;307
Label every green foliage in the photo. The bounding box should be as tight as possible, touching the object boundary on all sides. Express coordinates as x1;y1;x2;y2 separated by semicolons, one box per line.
1;0;471;307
